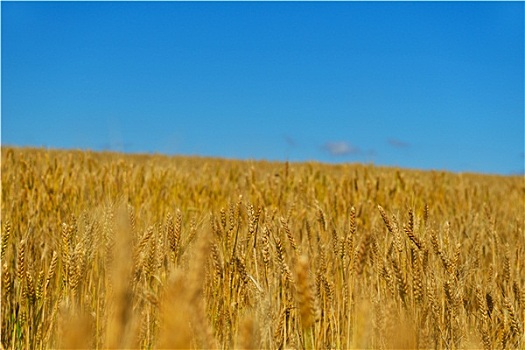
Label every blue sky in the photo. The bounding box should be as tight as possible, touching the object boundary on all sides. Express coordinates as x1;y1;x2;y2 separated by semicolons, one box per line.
2;1;523;175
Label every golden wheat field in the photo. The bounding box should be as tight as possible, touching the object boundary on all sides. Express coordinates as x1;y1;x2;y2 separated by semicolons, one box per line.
1;146;524;349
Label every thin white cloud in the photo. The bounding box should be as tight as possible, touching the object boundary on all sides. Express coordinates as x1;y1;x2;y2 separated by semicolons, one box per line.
388;138;410;148
322;141;360;156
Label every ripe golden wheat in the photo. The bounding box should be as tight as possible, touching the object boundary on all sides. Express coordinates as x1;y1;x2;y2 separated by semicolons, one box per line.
1;146;523;349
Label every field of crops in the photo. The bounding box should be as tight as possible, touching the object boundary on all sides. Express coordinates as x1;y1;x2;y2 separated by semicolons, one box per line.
1;146;523;349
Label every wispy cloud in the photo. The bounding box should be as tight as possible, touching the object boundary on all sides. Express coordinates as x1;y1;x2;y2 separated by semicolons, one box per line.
322;141;360;156
283;135;296;147
388;138;410;148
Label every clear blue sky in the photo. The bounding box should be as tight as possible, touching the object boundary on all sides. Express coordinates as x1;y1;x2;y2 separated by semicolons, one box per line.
2;1;523;175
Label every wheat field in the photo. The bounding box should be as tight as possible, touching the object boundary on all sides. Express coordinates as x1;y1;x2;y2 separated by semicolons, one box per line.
1;146;523;349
